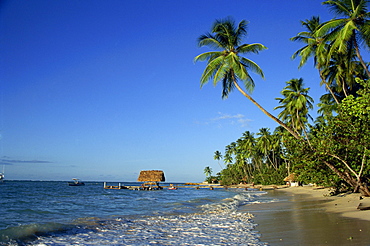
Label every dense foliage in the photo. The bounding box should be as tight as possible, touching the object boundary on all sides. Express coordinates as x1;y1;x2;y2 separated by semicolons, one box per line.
197;0;370;195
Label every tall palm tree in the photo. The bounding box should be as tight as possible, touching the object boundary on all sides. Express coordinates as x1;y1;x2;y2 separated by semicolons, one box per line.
291;16;340;104
256;128;277;169
291;16;325;68
223;154;233;165
195;18;301;139
240;131;256;155
317;93;340;118
274;78;314;135
204;166;212;178
321;50;366;97
213;150;223;169
318;0;370;77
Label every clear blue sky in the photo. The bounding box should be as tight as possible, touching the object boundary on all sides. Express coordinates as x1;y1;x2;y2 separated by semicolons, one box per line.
1;0;333;182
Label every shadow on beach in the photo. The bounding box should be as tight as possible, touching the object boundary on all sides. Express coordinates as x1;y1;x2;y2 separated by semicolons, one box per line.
244;190;370;245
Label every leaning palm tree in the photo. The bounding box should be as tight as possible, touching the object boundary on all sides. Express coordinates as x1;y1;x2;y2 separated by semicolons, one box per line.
317;0;370;77
213;150;223;169
195;18;300;139
291;16;340;104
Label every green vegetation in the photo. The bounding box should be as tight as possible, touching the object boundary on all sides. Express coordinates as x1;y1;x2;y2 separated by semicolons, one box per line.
195;0;370;196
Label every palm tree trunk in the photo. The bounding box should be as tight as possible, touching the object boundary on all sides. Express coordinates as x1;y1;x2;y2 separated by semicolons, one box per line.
319;70;340;104
353;35;370;78
233;81;301;140
340;78;349;97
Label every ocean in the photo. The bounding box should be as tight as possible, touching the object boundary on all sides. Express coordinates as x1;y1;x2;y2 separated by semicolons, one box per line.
0;181;276;245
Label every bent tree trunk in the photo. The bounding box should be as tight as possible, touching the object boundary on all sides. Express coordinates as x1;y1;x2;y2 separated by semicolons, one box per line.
324;160;370;196
233;81;301;140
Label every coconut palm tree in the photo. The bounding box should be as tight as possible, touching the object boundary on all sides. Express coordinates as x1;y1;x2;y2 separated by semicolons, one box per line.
274;78;314;136
291;16;325;68
195;18;301;139
223;154;233;165
317;93;340;118
214;150;223;169
318;0;370;77
321;50;367;97
240;131;256;155
203;166;212;178
256;128;278;169
291;16;340;104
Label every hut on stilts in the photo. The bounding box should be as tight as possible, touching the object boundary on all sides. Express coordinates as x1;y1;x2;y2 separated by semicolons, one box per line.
137;170;165;190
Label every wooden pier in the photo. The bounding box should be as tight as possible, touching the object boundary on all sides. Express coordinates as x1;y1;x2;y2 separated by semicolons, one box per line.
103;182;226;190
103;182;164;190
103;182;128;189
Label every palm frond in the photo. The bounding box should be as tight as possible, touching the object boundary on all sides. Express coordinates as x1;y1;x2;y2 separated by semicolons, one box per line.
199;56;225;86
335;21;357;52
316;18;346;37
323;0;351;16
240;57;265;79
198;34;223;49
237;43;267;54
194;51;222;62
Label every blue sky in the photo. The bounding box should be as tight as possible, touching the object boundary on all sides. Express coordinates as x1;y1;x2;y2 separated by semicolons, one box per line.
1;0;334;182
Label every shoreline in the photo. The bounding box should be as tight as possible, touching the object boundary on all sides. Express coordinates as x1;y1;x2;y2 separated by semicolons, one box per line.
244;186;370;245
278;186;370;221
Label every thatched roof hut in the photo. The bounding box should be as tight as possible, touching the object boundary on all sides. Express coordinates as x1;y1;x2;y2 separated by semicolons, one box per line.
137;170;165;182
284;173;297;182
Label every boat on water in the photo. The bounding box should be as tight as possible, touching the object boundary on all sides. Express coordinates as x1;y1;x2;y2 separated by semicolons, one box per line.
0;166;4;182
168;184;177;190
68;178;85;186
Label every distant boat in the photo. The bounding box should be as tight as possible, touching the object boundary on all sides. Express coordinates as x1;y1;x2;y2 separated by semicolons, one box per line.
168;184;177;190
68;178;85;186
0;166;4;182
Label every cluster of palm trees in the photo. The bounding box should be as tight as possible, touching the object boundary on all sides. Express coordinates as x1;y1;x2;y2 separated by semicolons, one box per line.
213;128;289;185
291;0;370;113
196;0;370;194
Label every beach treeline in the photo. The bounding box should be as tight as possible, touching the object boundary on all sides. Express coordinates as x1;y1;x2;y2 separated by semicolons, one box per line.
195;0;370;196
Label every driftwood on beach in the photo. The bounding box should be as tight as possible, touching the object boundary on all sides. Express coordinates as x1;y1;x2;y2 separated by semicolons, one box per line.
357;202;370;210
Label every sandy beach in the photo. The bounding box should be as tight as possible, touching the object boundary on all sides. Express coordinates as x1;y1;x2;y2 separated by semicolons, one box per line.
244;186;370;245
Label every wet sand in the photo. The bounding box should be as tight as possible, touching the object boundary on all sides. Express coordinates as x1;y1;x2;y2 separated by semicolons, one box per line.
244;187;370;245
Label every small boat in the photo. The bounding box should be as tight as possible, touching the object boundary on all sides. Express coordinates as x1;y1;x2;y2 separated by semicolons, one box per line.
68;178;85;186
0;166;4;182
168;184;177;190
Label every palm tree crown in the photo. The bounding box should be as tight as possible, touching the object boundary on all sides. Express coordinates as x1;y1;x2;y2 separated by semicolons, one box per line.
194;18;266;98
318;0;370;76
195;18;301;140
291;16;325;68
275;78;314;134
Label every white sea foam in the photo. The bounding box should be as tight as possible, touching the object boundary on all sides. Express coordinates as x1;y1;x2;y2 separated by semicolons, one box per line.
28;190;269;245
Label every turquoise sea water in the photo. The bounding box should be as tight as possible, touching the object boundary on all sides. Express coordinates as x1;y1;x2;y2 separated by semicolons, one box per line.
0;181;274;245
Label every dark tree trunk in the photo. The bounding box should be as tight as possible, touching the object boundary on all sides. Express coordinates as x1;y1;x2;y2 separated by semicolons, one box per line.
324;160;370;196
